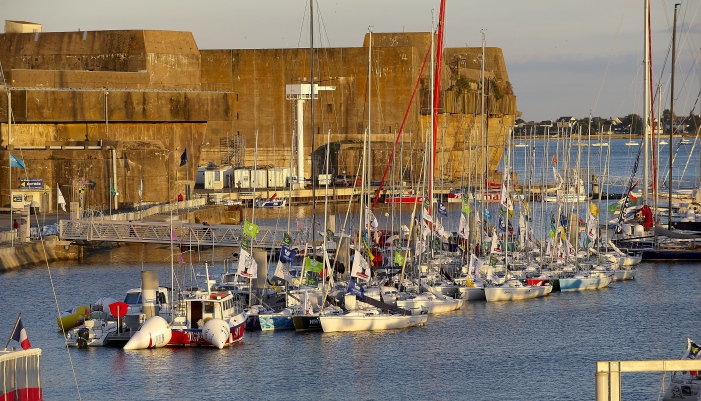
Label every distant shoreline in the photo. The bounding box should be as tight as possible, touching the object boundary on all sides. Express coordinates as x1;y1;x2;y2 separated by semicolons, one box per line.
512;133;691;141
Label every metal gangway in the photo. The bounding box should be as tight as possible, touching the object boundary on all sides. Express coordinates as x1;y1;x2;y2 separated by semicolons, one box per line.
59;219;284;249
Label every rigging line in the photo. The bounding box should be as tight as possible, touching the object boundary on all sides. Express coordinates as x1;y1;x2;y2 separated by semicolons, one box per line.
663;4;701;114
0;60;83;398
590;0;632;117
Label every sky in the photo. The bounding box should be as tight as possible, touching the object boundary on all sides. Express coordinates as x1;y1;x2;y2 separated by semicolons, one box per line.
3;0;700;122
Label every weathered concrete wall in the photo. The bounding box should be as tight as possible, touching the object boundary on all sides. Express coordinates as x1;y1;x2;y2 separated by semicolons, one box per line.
0;238;81;271
0;30;201;90
0;28;518;204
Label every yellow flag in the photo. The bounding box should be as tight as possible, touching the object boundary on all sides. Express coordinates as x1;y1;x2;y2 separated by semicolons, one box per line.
589;202;600;216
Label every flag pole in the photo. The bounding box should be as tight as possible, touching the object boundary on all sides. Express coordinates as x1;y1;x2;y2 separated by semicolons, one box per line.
4;312;21;351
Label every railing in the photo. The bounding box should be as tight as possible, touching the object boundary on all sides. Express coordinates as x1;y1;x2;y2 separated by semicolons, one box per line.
595;359;701;401
58;220;287;249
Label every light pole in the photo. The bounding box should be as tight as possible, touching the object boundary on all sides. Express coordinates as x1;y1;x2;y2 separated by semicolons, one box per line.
104;89;109;139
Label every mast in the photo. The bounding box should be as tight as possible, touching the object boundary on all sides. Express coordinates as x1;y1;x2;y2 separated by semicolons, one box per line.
310;0;316;254
429;0;446;210
479;30;486;252
643;0;651;206
669;3;679;229
368;28;372;192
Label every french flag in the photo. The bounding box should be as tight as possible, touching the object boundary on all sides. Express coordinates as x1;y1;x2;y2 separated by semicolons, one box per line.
11;318;31;350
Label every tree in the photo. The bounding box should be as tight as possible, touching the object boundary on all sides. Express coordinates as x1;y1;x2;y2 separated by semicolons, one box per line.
624;114;643;135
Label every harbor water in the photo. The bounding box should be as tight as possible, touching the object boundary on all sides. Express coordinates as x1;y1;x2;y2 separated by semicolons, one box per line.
1;246;699;400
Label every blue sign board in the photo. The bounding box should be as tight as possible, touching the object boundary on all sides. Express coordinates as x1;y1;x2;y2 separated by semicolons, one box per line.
19;179;43;190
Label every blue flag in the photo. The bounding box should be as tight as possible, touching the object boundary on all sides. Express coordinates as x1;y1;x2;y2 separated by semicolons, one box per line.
347;278;365;298
279;246;296;263
484;207;492;220
560;214;568;227
9;154;25;169
179;148;188;167
437;201;448;217
498;216;506;232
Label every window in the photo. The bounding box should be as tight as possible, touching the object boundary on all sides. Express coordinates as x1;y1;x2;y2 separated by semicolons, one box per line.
326;104;333;113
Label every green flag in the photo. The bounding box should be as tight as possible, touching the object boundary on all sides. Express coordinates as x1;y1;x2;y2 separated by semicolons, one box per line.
304;257;323;273
110;182;117;196
282;232;292;246
462;199;472;215
326;229;334;239
243;220;259;238
240;237;251;251
607;202;620;215
394;251;405;266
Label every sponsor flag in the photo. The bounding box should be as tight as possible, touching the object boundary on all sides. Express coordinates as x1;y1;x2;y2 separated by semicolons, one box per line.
326;229;334;240
483;207;492;220
462;199;472;215
469;253;483;276
414;236;426;256
179;147;188;166
237;248;257;278
243;220;259;238
565;240;576;258
500;183;513;211
434;220;448;238
240;237;251;251
273;260;292;283
490;231;502;255
110;182;117;196
10;317;31;350
421;207;433;223
608;201;621;215
437;201;448;217
362;237;375;266
586;214;598;240
498;216;506;232
458;213;469;239
560;214;568;227
179;253;186;264
628;192;638;206
523;201;532;216
350;253;371;282
171;229;178;241
304;257;323;273
57;186;66;212
347;278;365;297
279;246;296;263
9;153;25;169
365;207;379;231
683;338;701;360
394;251;405;266
282;232;292;246
589;202;600;216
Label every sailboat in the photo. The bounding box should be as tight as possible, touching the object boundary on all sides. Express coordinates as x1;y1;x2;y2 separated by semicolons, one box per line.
255;192;286;207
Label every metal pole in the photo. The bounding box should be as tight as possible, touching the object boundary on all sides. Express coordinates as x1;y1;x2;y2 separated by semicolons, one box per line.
669;3;679;229
643;0;650;206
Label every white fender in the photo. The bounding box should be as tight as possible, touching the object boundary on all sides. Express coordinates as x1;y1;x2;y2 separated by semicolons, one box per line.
202;318;229;349
123;316;172;350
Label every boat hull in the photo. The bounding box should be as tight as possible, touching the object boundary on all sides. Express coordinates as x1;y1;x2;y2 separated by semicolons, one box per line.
292;315;322;332
384;196;423;204
559;276;613;292
397;298;464;314
259;314;295;331
320;312;427;332
169;319;245;347
459;286;486;301
484;285;552;302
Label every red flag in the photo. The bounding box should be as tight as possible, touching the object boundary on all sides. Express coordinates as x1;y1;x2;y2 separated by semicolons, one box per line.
11;318;31;350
